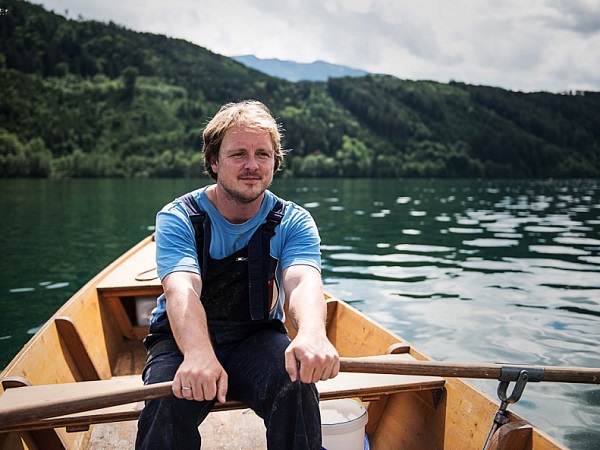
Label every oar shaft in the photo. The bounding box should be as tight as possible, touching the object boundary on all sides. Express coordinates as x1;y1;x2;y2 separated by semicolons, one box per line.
0;381;173;431
339;356;600;384
0;357;597;430
340;357;501;379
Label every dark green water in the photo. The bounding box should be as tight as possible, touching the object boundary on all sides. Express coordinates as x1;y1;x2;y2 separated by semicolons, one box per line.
1;178;599;448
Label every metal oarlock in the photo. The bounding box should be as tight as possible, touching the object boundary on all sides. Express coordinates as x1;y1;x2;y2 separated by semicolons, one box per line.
482;368;542;450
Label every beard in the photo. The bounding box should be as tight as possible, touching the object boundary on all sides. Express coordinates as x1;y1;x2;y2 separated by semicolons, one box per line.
219;171;273;205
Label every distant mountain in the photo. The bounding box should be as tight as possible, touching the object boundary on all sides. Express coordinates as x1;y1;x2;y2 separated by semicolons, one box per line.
232;55;369;82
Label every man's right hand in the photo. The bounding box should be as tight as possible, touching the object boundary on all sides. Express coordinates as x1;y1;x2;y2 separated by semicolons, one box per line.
163;271;228;403
172;351;228;403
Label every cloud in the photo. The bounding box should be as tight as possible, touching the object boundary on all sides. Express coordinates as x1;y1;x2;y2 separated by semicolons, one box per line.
544;0;600;35
35;0;600;92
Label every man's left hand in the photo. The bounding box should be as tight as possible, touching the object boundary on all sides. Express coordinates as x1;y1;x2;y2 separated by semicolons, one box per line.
284;330;340;383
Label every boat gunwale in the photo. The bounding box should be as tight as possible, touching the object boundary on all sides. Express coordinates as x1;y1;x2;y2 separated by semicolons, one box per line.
0;235;568;449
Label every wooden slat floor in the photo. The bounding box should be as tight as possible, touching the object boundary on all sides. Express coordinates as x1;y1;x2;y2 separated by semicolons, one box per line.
88;340;267;449
86;409;266;449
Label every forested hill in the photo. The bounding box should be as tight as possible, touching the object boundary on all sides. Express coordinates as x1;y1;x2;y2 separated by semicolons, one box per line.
1;0;599;178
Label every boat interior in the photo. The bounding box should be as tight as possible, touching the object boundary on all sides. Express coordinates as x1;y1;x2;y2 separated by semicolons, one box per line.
0;237;564;449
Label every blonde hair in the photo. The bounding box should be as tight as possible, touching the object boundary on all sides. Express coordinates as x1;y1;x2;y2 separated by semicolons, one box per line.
202;100;285;180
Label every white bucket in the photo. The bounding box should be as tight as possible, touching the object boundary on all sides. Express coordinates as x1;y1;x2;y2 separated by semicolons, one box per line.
135;296;157;326
320;399;368;450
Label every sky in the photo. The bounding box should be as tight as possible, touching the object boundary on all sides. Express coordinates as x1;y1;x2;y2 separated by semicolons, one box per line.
34;0;600;93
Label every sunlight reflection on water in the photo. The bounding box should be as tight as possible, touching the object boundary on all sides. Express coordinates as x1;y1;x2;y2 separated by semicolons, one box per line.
295;178;600;449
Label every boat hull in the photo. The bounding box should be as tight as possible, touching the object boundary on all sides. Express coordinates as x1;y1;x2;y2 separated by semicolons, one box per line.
0;236;565;449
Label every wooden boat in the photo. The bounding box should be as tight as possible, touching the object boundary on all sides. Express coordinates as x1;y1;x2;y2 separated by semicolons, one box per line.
0;235;569;449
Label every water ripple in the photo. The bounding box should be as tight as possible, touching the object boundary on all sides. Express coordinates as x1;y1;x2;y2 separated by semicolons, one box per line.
9;287;35;293
394;244;454;253
554;237;600;246
579;256;600;265
529;245;590;256
464;238;519;247
448;227;484;234
328;252;443;264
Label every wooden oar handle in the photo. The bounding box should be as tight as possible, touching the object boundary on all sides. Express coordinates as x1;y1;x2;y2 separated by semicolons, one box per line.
0;381;173;430
339;356;600;384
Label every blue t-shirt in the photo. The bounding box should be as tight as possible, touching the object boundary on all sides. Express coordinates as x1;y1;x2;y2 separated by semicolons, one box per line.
151;187;321;323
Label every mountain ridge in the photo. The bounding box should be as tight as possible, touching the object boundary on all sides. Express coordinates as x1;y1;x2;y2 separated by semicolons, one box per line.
1;0;599;179
231;55;369;82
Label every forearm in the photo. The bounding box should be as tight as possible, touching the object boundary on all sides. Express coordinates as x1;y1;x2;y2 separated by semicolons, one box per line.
165;279;213;358
162;271;227;401
283;265;339;383
288;275;327;335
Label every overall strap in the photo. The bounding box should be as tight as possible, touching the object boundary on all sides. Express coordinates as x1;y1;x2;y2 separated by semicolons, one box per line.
179;193;211;281
248;197;287;320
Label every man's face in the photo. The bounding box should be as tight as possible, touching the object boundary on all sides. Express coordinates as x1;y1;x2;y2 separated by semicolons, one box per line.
211;125;275;204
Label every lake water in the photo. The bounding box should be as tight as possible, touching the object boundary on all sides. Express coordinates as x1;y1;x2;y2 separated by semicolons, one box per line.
1;178;599;449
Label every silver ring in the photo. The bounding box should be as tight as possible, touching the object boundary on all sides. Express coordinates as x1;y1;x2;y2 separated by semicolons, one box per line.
182;386;192;391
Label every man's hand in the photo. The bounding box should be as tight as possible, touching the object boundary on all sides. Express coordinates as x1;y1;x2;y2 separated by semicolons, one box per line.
163;271;228;402
172;350;228;403
282;265;340;384
284;329;340;383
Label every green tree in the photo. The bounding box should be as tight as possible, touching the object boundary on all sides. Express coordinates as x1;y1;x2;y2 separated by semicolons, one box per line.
0;130;52;177
121;66;139;100
0;130;26;177
373;154;403;177
336;136;373;177
25;137;52;177
296;153;337;177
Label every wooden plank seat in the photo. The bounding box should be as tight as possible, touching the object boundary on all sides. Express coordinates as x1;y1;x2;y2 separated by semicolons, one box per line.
95;241;160;296
0;354;445;434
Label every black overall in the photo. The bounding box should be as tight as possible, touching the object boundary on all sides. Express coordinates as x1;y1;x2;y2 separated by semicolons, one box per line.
135;193;322;450
180;191;285;322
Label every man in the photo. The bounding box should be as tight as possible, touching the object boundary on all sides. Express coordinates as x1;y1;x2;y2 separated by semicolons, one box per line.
136;100;339;449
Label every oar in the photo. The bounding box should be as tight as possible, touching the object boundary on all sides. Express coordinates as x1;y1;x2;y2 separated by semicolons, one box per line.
0;356;597;430
0;380;174;432
339;355;600;384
